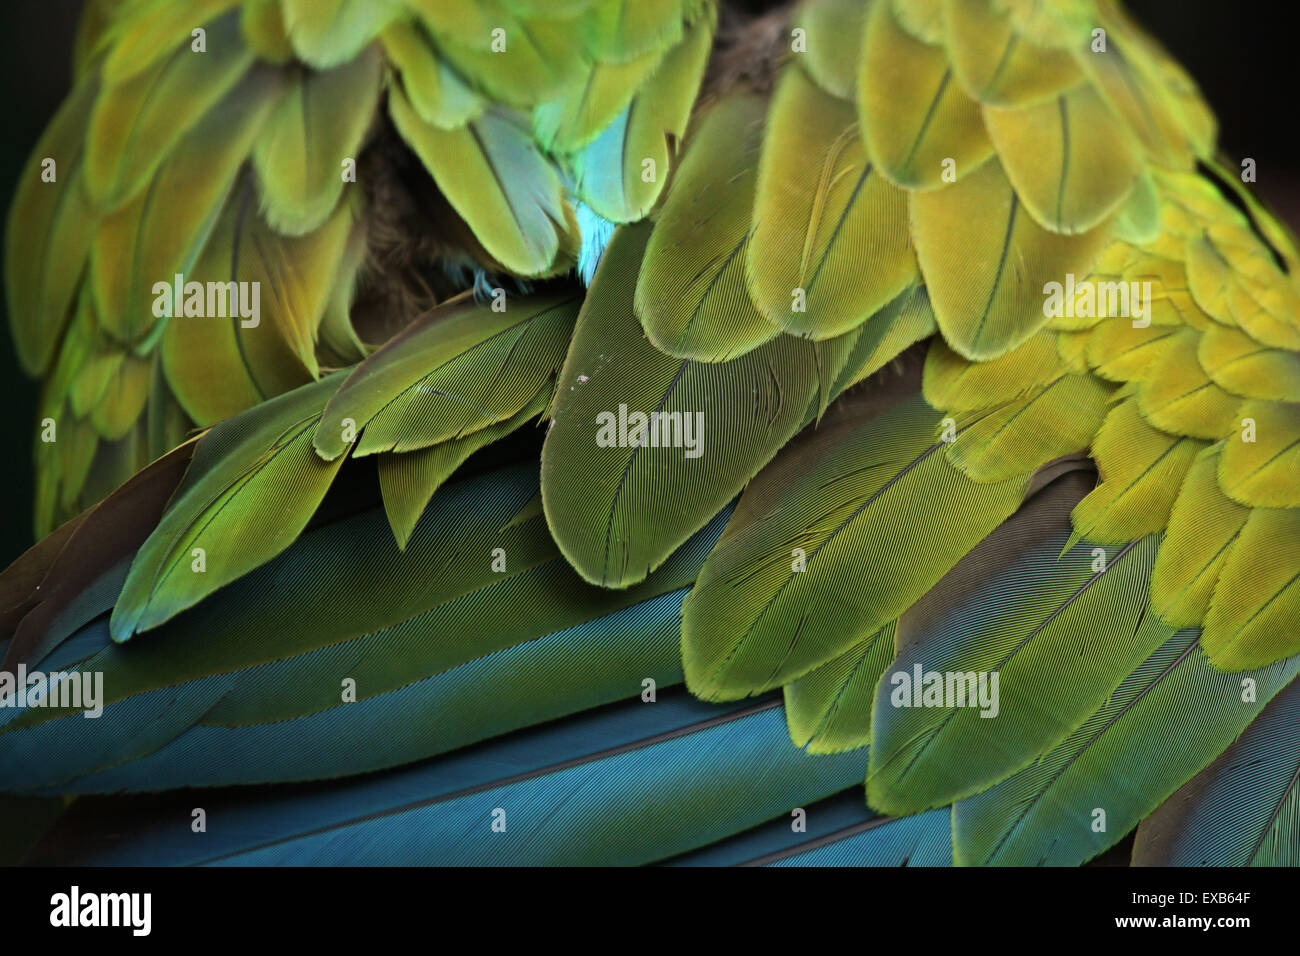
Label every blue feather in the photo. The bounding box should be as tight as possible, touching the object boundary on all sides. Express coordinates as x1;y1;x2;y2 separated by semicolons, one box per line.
575;201;615;286
1133;675;1300;866
663;788;873;865
766;809;953;866
28;690;867;866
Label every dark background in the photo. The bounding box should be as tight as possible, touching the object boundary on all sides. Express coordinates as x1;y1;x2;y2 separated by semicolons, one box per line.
1;0;1297;565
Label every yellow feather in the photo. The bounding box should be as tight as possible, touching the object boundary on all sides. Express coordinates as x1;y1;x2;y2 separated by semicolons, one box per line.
1203;506;1300;669
1218;400;1300;508
983;84;1141;235
1151;445;1248;628
747;65;915;340
1070;398;1202;545
858;0;992;190
910;158;1112;360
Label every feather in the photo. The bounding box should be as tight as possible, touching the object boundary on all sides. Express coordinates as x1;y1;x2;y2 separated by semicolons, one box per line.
923;332;1066;412
1218;399;1300;508
1134;329;1239;440
101;0;241;85
664;788;872;865
90;66;285;344
682;389;1028;700
831;283;937;394
634;94;780;361
790;0;863;101
159;181;323;424
109;374;345;640
580;0;689;64
381;21;483;129
3;466;727;796
280;0;400;69
378;387;550;549
436;13;588;109
572;11;712;223
252;46;381;235
240;0;294;64
982;85;1142;235
24;692;866;866
5;76;99;374
765;808;953;866
1069;398;1202;546
314;292;579;459
1070;24;1196;168
1;442;195;671
1150;446;1249;628
1186;231;1300;351
84;10;252;211
952;629;1300;865
1202;506;1300;669
1198;323;1300;403
943;0;1081;108
389;89;575;276
1133;676;1300;866
542;222;828;588
910;159;1112;360
88;352;151;441
1085;320;1183;383
1112;169;1161;244
945;373;1113;483
858;0;992;191
783;621;896;754
869;475;1173;815
890;0;944;44
746;66;916;340
533;47;662;154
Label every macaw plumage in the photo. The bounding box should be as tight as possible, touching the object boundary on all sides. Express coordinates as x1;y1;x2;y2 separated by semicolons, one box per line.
1;0;1297;866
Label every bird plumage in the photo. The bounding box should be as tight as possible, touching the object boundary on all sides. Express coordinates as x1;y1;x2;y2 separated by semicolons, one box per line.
2;0;1297;866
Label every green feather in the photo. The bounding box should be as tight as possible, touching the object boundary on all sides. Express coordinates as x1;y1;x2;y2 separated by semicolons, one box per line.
90;66;285;345
101;0;240;86
542;222;827;588
1203;506;1300;669
5;76;99;374
381;21;483;129
790;0;864;101
1069;398;1202;546
633;94;779;361
1198;323;1300;403
952;629;1300;865
389;89;575;276
280;0;400;69
682;388;1028;700
252;46;382;235
982;84;1141;235
1150;445;1248;628
945;374;1114;483
910;159;1113;361
1218;399;1300;508
378;386;551;549
857;0;991;190
110;374;345;641
784;620;896;754
314;292;579;460
870;488;1174;816
84;11;252;212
